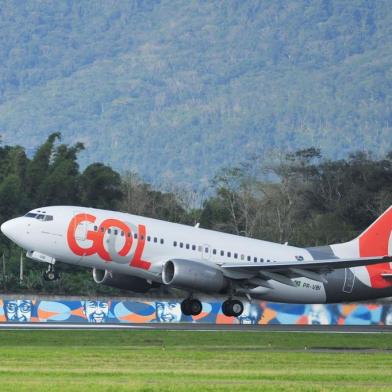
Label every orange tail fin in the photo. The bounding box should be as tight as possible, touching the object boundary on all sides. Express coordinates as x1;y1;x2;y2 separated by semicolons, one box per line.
359;206;392;258
358;206;392;288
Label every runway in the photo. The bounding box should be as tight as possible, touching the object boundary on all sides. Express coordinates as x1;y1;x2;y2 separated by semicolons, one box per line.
1;322;392;333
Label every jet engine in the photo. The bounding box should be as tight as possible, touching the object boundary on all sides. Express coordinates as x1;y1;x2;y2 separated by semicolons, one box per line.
162;259;228;293
93;268;158;293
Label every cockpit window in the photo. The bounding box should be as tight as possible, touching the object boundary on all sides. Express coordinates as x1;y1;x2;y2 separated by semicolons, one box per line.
24;212;54;221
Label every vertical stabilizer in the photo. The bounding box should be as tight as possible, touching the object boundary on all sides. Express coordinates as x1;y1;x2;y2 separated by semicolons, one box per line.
358;206;392;258
357;206;392;288
330;206;392;289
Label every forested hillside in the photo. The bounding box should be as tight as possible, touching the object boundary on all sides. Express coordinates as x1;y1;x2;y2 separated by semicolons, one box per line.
0;135;391;295
0;0;391;188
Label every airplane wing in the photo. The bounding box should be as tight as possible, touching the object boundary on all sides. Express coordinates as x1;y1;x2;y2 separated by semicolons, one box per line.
221;255;392;273
220;256;392;286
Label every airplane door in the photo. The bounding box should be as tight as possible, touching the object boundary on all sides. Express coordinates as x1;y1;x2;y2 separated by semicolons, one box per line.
343;268;355;293
202;244;211;260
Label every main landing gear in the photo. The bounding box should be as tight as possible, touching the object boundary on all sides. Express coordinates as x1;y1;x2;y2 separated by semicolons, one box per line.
181;298;203;316
180;297;244;317
221;299;244;317
43;264;60;281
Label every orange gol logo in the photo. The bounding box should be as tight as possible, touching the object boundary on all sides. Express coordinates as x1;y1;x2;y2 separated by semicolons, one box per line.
67;213;151;270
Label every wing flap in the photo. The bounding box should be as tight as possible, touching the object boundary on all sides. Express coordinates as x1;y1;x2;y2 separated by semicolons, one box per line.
222;256;392;273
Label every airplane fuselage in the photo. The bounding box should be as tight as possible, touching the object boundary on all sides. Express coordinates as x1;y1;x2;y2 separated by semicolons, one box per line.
2;205;392;308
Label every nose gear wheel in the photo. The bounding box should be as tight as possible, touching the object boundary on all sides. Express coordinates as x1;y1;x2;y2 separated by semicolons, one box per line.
43;264;60;281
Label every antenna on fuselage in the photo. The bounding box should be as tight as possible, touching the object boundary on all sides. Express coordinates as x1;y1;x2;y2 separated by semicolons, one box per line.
194;222;200;228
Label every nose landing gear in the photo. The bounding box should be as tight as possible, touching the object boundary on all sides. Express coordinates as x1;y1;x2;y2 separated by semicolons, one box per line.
222;299;244;317
43;264;60;281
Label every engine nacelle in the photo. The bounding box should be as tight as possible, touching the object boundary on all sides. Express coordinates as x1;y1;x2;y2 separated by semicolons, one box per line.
93;268;158;293
162;259;228;293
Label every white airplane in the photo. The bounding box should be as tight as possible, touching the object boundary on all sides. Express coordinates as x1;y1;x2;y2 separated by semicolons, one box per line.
1;205;392;317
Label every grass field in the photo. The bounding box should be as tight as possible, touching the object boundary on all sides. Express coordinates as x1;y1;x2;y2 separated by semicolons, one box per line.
0;330;391;391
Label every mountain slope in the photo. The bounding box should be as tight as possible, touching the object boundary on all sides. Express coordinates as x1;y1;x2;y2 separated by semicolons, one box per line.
0;0;391;188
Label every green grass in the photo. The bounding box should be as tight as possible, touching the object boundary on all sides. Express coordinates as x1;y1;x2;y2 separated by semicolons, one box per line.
0;330;391;391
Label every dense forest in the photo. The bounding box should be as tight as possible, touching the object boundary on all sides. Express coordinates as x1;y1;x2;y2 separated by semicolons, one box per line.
0;1;391;189
0;134;391;295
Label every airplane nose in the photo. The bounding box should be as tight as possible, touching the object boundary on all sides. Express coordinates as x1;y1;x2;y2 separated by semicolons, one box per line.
1;220;11;236
1;218;19;240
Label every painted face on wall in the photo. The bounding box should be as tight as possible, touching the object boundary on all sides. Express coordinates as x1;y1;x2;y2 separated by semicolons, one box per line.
4;300;32;322
83;300;109;323
237;302;262;325
383;307;392;326
308;304;330;325
155;301;182;322
385;312;392;325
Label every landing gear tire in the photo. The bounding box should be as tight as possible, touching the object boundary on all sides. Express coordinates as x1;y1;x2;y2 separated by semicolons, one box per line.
43;265;60;281
181;299;202;316
222;299;244;317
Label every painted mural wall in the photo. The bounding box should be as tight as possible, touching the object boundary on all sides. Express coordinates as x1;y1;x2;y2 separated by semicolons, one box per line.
1;298;392;325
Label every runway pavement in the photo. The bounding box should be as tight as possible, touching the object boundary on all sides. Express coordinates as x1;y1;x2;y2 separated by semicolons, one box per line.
1;322;392;333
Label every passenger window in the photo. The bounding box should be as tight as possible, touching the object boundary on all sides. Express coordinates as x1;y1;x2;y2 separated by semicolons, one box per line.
260;258;264;262
227;252;231;257
234;253;238;259
213;249;217;255
140;235;145;240
254;257;257;262
198;246;202;252
121;231;124;237
180;242;183;248
128;232;132;238
241;254;244;260
93;226;98;232
108;229;111;234
247;256;251;262
147;236;151;242
101;227;105;232
114;229;118;235
160;239;164;244
192;245;196;251
220;250;224;256
134;233;138;239
186;244;190;249
154;237;157;243
205;247;209;253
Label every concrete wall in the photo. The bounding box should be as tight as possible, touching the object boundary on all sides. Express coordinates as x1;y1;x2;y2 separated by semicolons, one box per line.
1;296;391;325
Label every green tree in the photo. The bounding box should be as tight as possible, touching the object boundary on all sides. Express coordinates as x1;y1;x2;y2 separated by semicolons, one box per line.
80;163;122;209
25;132;61;205
36;142;84;206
